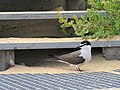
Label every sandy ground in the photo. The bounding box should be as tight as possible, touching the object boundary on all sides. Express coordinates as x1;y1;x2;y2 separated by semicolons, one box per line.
0;53;120;75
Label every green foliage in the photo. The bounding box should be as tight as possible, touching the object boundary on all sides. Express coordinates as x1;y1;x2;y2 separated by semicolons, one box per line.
58;0;120;39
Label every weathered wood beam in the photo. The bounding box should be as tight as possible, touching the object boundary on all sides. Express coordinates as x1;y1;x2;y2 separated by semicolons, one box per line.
103;47;120;60
0;41;120;50
0;50;15;71
0;11;106;20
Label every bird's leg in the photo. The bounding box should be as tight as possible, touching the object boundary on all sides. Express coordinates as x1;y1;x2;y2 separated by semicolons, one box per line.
76;67;82;72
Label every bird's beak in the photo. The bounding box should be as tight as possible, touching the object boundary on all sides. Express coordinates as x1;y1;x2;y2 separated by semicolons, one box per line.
76;44;84;48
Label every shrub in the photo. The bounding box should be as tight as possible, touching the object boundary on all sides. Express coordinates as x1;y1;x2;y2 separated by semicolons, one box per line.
58;0;120;39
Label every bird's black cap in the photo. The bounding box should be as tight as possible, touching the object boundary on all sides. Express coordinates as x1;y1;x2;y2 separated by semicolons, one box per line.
80;40;91;46
76;40;91;48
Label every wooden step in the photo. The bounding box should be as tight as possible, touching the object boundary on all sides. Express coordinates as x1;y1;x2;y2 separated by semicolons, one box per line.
0;37;120;50
0;11;105;20
0;37;120;71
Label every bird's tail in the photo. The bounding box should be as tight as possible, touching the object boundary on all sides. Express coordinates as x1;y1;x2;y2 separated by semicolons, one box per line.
49;54;62;60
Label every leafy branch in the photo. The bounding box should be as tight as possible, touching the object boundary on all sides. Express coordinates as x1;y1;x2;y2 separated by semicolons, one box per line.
58;0;120;39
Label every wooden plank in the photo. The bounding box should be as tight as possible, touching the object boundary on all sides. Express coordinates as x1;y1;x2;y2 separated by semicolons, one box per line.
0;51;6;71
0;37;119;50
0;40;120;50
0;11;106;20
0;50;15;71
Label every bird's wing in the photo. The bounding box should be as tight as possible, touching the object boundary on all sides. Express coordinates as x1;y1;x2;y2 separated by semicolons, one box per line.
56;50;85;65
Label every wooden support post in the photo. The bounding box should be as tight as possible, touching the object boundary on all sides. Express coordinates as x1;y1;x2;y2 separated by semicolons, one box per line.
102;47;120;60
0;50;15;71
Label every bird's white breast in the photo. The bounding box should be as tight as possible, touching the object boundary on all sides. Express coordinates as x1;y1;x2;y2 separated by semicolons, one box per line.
79;45;91;63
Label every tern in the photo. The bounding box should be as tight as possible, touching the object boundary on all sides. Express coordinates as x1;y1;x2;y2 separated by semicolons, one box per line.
49;40;92;71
